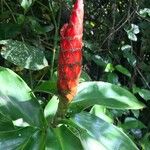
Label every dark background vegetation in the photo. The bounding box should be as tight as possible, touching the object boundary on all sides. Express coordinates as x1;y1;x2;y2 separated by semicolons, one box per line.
0;0;150;149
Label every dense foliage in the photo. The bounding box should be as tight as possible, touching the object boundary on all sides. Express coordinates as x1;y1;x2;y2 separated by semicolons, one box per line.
0;0;150;149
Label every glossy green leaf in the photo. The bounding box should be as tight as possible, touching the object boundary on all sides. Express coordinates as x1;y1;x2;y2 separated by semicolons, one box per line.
45;127;61;150
0;127;37;149
0;113;14;131
46;126;83;150
115;65;131;77
71;112;138;150
44;96;59;122
90;105;113;123
22;130;46;150
0;40;48;70
69;82;145;114
0;67;45;128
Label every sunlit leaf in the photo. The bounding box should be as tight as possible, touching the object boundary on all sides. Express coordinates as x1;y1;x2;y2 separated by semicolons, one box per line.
71;112;138;150
69;82;145;114
90;105;113;123
44;96;59;122
131;24;140;34
0;127;37;149
0;67;45;127
125;24;139;41
105;63;114;72
20;0;35;12
127;32;137;41
121;45;136;66
139;8;150;17
0;40;48;70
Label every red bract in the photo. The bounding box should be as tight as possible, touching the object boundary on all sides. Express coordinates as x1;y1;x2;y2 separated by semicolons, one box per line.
57;0;84;102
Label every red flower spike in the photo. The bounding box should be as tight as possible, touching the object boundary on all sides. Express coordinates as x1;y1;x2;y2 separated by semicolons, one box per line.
57;0;84;102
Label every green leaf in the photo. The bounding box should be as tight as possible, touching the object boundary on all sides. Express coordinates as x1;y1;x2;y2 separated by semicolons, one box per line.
120;117;146;130
69;82;145;114
34;80;58;95
121;45;132;51
0;113;15;131
92;55;107;67
107;73;120;85
131;24;140;34
0;40;48;70
138;89;150;101
22;130;46;150
46;126;83;150
84;40;99;51
125;24;139;41
105;63;114;72
127;32;137;41
80;71;91;82
121;45;136;66
140;133;150;150
132;85;140;94
45;127;61;150
90;105;113;123
139;8;150;17
28;17;50;34
71;112;138;150
20;0;35;12
115;65;131;77
0;67;45;128
0;127;37;149
133;86;150;101
35;71;91;95
44;96;59;122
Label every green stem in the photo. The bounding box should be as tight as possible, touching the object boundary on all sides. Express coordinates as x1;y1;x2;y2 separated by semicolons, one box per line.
48;0;61;79
52;97;69;127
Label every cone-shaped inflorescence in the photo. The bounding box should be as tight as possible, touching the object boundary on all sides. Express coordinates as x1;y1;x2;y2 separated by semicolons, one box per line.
57;0;84;102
